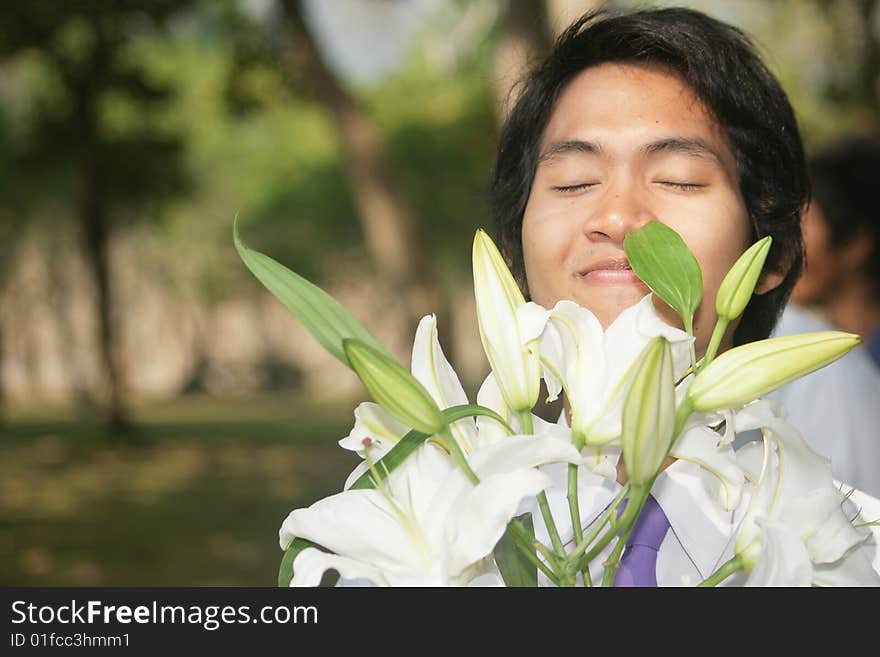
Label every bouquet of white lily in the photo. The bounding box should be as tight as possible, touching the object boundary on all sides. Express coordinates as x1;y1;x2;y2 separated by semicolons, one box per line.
235;220;880;587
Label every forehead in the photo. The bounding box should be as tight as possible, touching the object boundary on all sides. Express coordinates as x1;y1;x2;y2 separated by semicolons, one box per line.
541;62;735;170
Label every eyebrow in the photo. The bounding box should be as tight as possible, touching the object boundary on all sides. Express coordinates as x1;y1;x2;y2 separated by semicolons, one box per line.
538;140;602;164
537;137;725;167
641;137;724;165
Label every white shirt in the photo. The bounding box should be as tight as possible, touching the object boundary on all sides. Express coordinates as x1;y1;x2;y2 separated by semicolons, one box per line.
764;304;880;498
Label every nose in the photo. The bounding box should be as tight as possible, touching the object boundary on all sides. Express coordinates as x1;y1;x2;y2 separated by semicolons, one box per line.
581;177;656;245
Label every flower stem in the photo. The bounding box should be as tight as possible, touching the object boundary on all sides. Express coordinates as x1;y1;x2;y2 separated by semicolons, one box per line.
697;554;744;587
508;519;561;586
673;399;694;440
569;484;630;571
601;485;651;587
683;315;697;375
699;317;729;374
440;427;479;485
566;463;591;586
518;410;566;558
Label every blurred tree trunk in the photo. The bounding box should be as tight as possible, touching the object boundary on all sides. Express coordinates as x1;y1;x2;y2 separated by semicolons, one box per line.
492;0;553;123
816;0;880;126
47;240;95;417
72;38;129;433
80;158;128;431
280;0;439;347
857;0;880;121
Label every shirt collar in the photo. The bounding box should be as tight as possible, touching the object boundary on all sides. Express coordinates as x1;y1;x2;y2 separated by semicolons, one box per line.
651;459;749;580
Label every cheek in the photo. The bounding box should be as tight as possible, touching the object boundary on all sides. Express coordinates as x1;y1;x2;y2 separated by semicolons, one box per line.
522;206;569;298
665;200;750;311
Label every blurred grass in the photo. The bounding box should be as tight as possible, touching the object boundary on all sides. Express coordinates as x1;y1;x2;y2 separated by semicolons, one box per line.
0;394;362;586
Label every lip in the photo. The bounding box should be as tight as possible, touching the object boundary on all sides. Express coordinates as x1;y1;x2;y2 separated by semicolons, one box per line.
577;257;645;285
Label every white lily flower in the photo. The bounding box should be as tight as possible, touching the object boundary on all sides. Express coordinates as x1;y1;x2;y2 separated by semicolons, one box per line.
518;294;693;446
472;230;541;412
733;400;880;586
281;435;582;587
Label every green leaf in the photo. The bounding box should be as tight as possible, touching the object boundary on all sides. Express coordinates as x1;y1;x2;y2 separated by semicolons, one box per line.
234;218;391;368
494;514;538;587
278;537;338;587
624;221;702;329
442;403;515;434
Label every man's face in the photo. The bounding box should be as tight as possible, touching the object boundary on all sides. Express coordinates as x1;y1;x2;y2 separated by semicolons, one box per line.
522;62;754;356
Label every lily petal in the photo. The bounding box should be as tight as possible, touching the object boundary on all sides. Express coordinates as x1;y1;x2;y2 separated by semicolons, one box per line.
338;401;408;458
445;469;554;578
780;487;868;564
291;548;389;587
468;434;583;479
280;490;423;573
475;372;512;447
671;425;745;511
811;550;880;586
745;521;812;587
411;314;477;451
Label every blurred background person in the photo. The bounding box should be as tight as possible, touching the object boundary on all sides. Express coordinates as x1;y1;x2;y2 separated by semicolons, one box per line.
768;135;880;497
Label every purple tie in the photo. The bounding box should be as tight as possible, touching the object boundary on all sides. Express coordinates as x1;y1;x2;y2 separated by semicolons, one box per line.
612;495;670;587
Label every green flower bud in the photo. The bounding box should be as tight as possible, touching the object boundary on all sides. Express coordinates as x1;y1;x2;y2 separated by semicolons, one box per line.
472;229;541;412
343;338;446;436
716;236;772;321
687;331;860;412
621;337;676;487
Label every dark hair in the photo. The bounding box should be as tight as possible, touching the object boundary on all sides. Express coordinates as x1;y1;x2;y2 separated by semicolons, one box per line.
808;135;880;299
490;7;808;345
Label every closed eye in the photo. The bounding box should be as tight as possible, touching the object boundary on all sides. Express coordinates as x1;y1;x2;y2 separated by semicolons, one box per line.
553;183;598;193
658;181;706;191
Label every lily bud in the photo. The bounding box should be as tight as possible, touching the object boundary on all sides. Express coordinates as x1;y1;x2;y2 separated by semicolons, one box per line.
472;229;540;412
343;338;445;436
621;337;676;487
716;236;772;321
687;331;860;412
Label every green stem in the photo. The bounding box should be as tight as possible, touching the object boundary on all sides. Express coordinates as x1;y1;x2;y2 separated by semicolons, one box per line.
673;399;694;440
507;519;561;586
699;317;729;374
697;554;744;587
566;462;591;586
569;484;630;570
518;410;566;558
601;485;651;587
537;493;565;558
683;315;697;375
440;427;479;485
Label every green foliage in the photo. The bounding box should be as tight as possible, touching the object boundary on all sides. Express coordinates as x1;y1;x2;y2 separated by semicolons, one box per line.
494;514;538;587
234;220;392;367
624;220;703;330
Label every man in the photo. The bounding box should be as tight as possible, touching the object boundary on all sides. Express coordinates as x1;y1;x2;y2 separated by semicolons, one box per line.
768;136;880;497
490;7;874;585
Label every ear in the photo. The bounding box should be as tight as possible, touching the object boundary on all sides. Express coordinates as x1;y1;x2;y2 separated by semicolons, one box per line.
839;229;873;270
753;268;786;295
